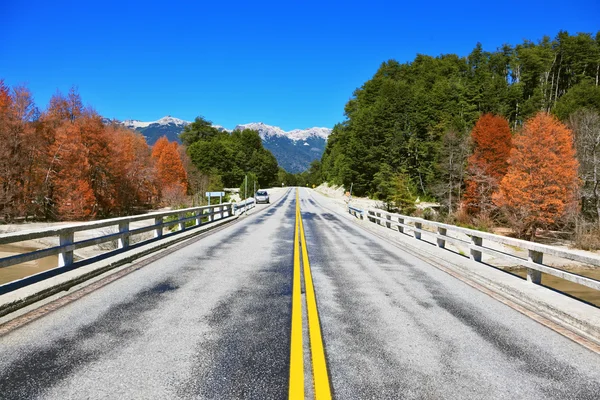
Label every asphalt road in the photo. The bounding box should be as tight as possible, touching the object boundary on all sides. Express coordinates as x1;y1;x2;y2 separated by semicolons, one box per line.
1;188;600;399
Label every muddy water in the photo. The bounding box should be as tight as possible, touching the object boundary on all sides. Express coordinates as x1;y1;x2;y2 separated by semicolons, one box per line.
504;266;600;307
0;245;58;285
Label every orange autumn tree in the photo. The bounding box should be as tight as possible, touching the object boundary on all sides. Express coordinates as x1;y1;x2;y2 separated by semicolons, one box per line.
105;124;158;213
151;135;169;158
152;136;188;204
43;90;100;220
0;80;9;109
0;82;163;221
0;80;16;218
463;114;512;215
51;120;97;220
493;112;579;239
0;84;41;220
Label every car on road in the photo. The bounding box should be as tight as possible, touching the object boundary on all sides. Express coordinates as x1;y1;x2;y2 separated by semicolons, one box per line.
255;190;270;204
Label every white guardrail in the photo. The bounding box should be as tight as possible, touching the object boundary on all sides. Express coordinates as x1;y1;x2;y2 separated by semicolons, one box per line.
234;198;256;214
348;206;600;292
0;199;255;295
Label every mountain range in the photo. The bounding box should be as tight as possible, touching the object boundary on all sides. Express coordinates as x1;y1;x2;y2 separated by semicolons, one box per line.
113;116;331;173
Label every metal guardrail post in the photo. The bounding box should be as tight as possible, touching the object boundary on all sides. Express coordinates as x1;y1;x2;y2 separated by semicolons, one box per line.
154;217;163;238
178;212;186;231
386;214;391;229
195;210;201;226
118;221;129;249
470;235;483;262
397;217;404;233
414;222;422;240
527;250;543;284
58;231;74;267
437;227;447;248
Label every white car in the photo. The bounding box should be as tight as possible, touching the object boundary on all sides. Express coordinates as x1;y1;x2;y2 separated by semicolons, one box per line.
255;190;270;204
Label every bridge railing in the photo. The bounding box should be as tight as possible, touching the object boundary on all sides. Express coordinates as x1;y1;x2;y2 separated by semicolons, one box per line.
233;198;256;214
348;205;365;220
349;206;600;292
0;203;235;294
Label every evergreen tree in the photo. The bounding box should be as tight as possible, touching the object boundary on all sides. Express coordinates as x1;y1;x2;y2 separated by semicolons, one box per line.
186;127;279;188
179;116;220;146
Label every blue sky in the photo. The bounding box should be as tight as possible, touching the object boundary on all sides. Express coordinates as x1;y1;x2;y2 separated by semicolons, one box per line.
1;0;599;131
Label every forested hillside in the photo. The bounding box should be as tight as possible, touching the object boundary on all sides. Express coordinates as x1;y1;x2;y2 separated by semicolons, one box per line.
181;117;279;189
321;31;600;242
322;31;600;199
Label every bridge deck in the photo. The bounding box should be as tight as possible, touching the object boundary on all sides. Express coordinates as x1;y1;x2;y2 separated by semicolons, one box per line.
0;189;599;399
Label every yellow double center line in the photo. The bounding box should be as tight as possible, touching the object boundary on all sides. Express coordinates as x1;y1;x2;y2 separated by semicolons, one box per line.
289;189;332;399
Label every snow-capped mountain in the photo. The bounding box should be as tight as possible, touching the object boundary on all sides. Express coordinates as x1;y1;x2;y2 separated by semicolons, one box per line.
122;115;191;130
234;122;331;141
212;125;232;133
111;116;331;172
116;116;233;144
234;123;332;173
117;115;191;144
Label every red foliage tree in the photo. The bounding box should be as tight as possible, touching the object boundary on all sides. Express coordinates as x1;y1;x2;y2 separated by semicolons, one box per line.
0;80;9;109
79;110;116;215
463;114;512;215
46;87;83;123
0;80;15;218
0;82;181;221
106;124;158;213
51;121;97;220
152;137;188;204
151;136;169;159
0;84;41;220
41;89;159;219
493;112;579;239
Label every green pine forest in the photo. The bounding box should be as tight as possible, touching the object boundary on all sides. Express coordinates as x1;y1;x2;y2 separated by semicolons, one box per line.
180;116;322;197
181;117;279;191
319;31;600;206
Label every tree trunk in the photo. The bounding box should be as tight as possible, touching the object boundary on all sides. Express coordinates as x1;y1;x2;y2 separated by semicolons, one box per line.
554;66;561;107
594;152;600;224
448;181;453;212
529;225;537;242
549;69;555;110
546;54;557;111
